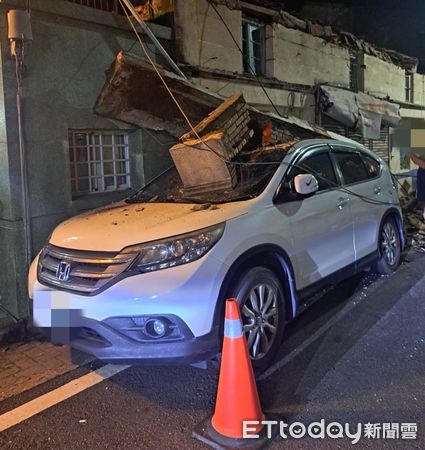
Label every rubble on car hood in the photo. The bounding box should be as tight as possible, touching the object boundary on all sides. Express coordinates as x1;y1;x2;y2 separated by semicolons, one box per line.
49;201;252;252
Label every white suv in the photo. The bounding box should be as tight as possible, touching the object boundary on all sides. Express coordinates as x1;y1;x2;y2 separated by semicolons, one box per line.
29;139;404;371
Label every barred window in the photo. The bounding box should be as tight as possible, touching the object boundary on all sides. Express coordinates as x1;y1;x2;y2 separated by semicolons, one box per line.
69;130;131;196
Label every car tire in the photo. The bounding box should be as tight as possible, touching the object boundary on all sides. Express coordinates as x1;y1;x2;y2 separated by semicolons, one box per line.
226;266;286;373
375;217;401;275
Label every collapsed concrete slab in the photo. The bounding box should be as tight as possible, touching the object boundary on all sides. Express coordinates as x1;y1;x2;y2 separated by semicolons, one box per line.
94;51;342;143
94;52;361;195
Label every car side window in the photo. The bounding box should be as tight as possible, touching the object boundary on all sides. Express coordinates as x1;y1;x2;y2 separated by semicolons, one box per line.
292;152;337;192
362;154;381;179
333;152;369;185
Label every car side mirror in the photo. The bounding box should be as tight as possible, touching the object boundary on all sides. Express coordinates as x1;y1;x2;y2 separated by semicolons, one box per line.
293;174;319;197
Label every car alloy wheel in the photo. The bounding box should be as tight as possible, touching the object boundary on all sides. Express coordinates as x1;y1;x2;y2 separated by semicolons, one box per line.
227;266;285;371
381;221;398;267
241;282;279;360
375;217;401;275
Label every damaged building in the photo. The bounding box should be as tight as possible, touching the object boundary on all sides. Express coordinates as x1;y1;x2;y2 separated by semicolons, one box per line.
1;0;424;335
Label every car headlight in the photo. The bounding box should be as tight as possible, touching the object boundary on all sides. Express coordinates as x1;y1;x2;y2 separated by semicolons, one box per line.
125;223;225;273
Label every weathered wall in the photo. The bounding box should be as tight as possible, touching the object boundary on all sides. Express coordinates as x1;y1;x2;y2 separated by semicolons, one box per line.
272;25;350;88
175;1;350;88
0;0;171;330
141;130;175;183
363;55;405;102
174;0;243;73
0;16;27;331
413;73;425;106
191;76;316;123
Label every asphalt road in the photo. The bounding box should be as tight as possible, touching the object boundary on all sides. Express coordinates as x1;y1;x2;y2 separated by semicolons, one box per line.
0;251;424;449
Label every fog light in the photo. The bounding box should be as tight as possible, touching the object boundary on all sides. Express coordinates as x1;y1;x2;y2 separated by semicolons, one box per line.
153;319;166;337
145;318;167;338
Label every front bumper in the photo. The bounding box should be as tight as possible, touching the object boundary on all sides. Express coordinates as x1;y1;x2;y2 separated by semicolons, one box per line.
31;254;228;364
69;317;220;365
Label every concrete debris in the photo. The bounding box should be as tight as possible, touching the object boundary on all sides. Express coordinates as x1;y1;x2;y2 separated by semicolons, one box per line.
95;53;219;137
171;92;314;195
412;231;425;253
400;190;425;252
191;203;212;212
170;94;250;196
95;51;340;142
180;93;251;158
173;94;256;194
170;130;237;195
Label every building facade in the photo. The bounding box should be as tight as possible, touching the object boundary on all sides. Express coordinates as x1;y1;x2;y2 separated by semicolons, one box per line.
172;0;425;168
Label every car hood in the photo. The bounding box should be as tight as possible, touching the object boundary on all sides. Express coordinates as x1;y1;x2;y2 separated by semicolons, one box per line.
49;201;253;252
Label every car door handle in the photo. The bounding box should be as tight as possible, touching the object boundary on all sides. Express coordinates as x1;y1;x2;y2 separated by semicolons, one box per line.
336;197;350;209
374;185;382;195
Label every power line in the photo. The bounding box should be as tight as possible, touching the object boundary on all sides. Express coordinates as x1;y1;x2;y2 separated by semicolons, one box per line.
119;0;251;164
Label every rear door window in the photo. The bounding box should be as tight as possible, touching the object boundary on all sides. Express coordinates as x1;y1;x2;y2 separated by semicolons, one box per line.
333;152;369;185
362;154;381;179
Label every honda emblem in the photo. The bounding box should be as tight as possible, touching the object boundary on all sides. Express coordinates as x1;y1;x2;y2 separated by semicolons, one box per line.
56;261;71;281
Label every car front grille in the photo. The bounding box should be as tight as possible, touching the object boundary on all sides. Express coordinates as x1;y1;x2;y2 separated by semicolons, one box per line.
37;244;137;295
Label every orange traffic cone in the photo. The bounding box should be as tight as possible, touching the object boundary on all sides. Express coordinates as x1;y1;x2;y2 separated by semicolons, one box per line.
193;298;281;448
211;298;265;438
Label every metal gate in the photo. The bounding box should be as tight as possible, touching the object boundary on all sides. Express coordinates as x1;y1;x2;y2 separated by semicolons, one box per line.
320;114;390;164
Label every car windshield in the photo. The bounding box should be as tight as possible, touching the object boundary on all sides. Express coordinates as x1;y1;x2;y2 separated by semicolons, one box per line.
126;148;289;204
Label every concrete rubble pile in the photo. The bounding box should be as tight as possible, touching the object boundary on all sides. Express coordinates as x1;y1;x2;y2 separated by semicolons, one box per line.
169;92;323;195
399;189;425;252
